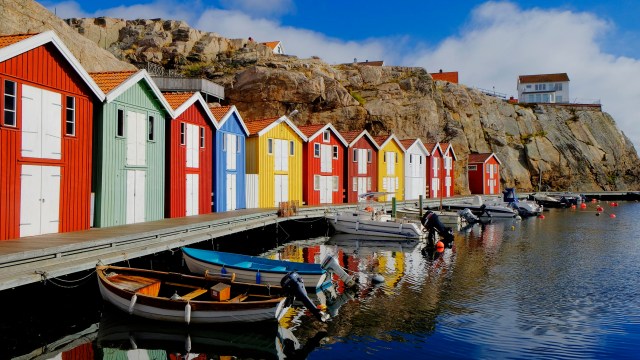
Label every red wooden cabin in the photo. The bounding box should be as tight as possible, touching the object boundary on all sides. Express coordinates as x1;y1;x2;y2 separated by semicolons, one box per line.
424;143;444;198
0;31;105;240
468;153;501;195
440;142;458;197
299;123;347;205
163;92;216;217
340;130;379;203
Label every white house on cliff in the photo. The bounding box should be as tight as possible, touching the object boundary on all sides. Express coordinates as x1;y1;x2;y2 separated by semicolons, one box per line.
517;73;570;103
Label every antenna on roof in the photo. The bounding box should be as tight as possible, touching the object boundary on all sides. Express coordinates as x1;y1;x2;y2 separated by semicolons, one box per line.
288;109;299;118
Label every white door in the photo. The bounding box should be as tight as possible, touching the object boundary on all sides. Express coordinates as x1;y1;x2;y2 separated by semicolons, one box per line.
318;176;333;204
386;152;395;175
186;173;199;216
245;174;259;209
357;149;367;174
186;124;199;168
226;134;236;170
274;174;288;206
320;144;332;172
126;170;146;224
431;177;440;198
445;176;452;197
357;177;368;198
274;139;289;171
226;173;237;210
19;165;61;237
21;85;62;159
126;111;146;166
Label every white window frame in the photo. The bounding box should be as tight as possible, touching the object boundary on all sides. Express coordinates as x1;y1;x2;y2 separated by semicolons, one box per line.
352;148;357;162
289;140;294;156
323;130;330;142
367;149;372;163
200;127;205;148
314;175;320;190
180;122;186;145
267;138;273;154
332;176;339;191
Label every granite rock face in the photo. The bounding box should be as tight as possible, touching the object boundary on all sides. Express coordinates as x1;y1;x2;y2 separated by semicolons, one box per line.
66;16;640;193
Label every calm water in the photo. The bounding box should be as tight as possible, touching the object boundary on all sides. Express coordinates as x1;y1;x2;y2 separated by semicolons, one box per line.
3;201;640;359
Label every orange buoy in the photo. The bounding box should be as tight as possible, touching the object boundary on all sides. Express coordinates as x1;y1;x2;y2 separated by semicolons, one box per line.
571;205;576;209
436;241;445;252
538;214;545;219
610;214;616;218
597;206;604;212
610;202;618;207
580;203;587;209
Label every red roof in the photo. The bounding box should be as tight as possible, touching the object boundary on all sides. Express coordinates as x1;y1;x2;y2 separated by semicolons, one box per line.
262;41;280;50
373;135;390;146
0;33;37;49
400;139;417;149
297;124;325;138
468;153;496;163
430;71;459;83
518;73;569;83
209;105;232;122
245;117;280;135
90;71;138;93
340;130;362;144
163;92;195;110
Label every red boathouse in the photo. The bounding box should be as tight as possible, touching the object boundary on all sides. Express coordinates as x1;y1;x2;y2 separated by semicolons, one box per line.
163;92;216;217
468;153;502;195
0;31;105;240
340;130;379;203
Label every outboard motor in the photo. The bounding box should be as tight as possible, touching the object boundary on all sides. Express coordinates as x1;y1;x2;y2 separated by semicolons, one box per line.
458;208;479;224
421;210;455;247
281;271;329;322
321;255;356;288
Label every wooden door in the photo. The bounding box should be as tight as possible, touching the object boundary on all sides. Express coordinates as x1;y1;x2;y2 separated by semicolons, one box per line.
21;85;62;159
274;174;288;206
226;134;236;170
320;144;332;172
357;177;368;199
19;165;60;237
186;124;199;168
186;173;199;216
126;111;146;166
226;173;237;211
357;149;367;174
126;170;146;224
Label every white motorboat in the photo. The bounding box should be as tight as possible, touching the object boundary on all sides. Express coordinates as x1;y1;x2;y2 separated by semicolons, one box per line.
438;195;519;219
396;207;463;226
496;188;543;217
326;192;426;240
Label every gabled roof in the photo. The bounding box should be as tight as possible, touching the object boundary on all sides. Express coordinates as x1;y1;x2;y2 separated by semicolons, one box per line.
163;92;216;126
373;133;406;152
298;123;348;147
244;115;307;140
339;129;380;149
208;105;249;136
440;142;458;160
0;31;105;101
400;138;430;156
262;41;281;50
424;142;443;156
518;73;569;83
90;69;174;116
468;153;502;165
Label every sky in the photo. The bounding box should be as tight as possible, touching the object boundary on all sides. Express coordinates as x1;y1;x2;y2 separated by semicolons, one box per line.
44;0;640;150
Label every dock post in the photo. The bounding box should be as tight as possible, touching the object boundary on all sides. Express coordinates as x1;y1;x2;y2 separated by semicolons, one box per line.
419;195;423;218
392;197;397;218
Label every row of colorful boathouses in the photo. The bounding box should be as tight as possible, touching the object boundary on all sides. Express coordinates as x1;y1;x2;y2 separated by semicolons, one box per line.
0;31;502;241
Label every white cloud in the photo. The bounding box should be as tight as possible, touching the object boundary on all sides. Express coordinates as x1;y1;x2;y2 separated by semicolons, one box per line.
44;1;90;19
409;1;640;149
44;1;200;22
219;0;295;18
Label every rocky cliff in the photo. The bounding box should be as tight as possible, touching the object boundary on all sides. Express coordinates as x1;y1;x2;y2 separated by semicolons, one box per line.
65;16;640;193
0;0;134;71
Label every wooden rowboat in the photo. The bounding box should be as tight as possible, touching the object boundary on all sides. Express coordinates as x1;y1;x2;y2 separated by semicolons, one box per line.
96;265;291;324
182;247;329;289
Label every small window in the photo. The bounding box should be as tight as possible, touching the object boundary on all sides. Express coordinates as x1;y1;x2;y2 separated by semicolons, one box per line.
332;176;339;191
267;138;273;154
180;123;186;145
395;152;398;163
468;165;477;171
200;127;205;148
3;80;16;127
352;148;357;162
409;154;413;164
420;156;423;165
367;149;372;163
314;175;320;190
314;143;320;158
289;140;294;156
236;136;241;153
333;146;339;159
116;109;124;137
352;177;357;191
384;151;387;162
323;130;330;142
147;115;154;141
65;96;75;136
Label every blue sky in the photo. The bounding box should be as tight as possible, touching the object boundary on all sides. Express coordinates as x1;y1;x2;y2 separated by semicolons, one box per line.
44;0;640;148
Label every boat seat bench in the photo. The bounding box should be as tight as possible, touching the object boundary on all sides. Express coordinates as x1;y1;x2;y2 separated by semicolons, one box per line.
181;288;208;300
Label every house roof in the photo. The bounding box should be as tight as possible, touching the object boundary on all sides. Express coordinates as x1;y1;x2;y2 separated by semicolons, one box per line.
400;139;416;149
373;134;405;151
90;70;138;93
162;91;216;125
0;31;105;101
244;115;307;140
440;142;458;160
262;41;280;50
518;73;569;83
424;142;443;156
0;34;37;49
208;105;249;136
339;129;379;149
90;69;174;115
468;153;502;165
430;71;459;83
298;123;348;146
400;138;430;155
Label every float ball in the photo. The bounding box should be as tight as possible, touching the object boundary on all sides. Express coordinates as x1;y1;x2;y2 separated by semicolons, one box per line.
571;205;576;209
538;214;545;219
436;241;445;252
580;203;587;209
597;207;603;212
610;214;616;218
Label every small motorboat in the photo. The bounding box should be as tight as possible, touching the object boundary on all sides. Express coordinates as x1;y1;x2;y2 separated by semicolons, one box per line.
437;195;519;219
396;207;464;226
96;265;324;324
182;247;333;290
326;192;426;240
497;188;543;217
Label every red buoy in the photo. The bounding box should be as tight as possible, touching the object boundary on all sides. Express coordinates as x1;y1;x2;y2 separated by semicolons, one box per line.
571;205;576;210
610;202;618;207
597;206;604;212
538;214;545;219
436;241;445;252
580;203;587;209
610;214;616;218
